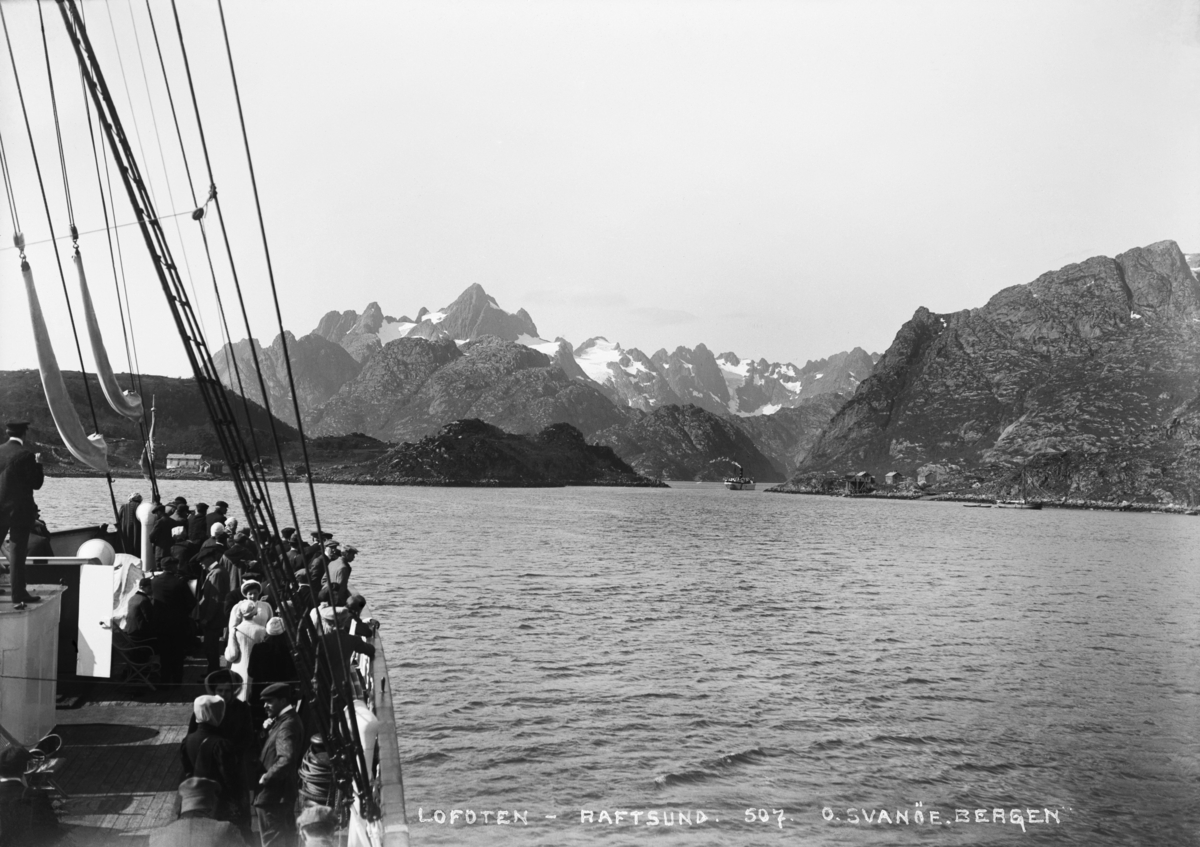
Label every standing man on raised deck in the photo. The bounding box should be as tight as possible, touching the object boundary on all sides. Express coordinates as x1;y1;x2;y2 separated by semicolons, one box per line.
0;422;44;609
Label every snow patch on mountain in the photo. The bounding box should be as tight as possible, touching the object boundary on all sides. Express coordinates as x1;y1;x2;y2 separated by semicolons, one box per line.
574;337;627;385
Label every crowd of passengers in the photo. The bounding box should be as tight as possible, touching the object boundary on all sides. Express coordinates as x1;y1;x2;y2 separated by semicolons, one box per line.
39;491;374;847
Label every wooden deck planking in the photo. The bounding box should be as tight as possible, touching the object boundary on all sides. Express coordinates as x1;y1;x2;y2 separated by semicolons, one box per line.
51;661;199;841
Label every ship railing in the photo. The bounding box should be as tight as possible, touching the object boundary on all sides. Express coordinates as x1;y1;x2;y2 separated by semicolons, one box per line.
347;635;409;847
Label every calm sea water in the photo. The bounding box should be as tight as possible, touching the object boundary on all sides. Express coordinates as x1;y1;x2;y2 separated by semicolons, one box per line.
40;478;1200;845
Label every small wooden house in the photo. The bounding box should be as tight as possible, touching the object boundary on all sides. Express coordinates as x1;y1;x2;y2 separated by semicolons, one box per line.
844;471;875;494
885;471;904;486
166;453;224;474
917;469;938;487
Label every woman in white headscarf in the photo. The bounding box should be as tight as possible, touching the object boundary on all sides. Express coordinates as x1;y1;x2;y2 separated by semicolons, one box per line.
224;580;271;701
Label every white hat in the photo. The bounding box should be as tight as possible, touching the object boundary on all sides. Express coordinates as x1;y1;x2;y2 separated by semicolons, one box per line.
211;523;228;538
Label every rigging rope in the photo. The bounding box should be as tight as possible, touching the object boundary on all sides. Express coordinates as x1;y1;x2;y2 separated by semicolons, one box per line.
172;4;378;804
143;0;275;518
36;0;123;529
0;125;20;238
56;4;376;817
123;0;207;344
3;0;101;435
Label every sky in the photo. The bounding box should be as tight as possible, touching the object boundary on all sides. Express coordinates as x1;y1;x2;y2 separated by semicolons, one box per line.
1;0;1198;381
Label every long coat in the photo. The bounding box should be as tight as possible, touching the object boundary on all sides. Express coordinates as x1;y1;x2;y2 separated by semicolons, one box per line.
116;501;142;555
180;723;242;817
124;590;155;641
0;438;43;524
150;571;196;636
187;510;210;543
254;710;302;807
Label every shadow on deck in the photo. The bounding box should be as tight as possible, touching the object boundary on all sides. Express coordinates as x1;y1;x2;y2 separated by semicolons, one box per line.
47;655;209;844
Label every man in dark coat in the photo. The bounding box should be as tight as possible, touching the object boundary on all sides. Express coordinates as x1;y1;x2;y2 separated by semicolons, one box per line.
0;421;45;608
151;557;197;685
323;545;356;597
206;501;229;533
125;577;156;646
255;683;302;847
306;539;336;591
150;503;178;567
196;557;230;674
116;492;143;555
167;504;200;574
188;502;210;543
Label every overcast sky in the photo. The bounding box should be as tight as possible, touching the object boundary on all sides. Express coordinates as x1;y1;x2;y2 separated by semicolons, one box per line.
1;0;1198;383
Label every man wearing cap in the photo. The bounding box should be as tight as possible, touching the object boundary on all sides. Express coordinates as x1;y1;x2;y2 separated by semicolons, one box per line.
151;503;182;568
0;421;45;608
169;503;200;574
306;538;336;591
255;683;302;847
148;777;247;847
323;545;357;598
116;492;143;555
207;501;229;534
188;502;210;544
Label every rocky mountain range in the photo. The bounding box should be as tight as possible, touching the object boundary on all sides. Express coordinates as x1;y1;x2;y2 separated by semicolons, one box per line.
780;240;1200;504
255;284;869;420
211;283;863;480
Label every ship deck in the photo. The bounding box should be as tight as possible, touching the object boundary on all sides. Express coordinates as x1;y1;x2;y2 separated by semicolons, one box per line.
48;657;207;846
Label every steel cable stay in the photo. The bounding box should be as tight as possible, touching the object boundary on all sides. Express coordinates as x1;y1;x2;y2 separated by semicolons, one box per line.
213;0;378;802
56;0;378;819
142;0;277;520
122;0;209;348
168;0;376;811
165;0;302;548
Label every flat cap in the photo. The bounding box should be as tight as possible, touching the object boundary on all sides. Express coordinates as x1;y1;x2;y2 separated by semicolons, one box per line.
261;682;292;700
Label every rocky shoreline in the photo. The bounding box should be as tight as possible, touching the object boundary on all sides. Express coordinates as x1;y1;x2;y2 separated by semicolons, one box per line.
764;486;1200;515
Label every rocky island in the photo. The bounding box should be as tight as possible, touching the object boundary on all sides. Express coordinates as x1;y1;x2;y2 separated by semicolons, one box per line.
339;418;664;487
